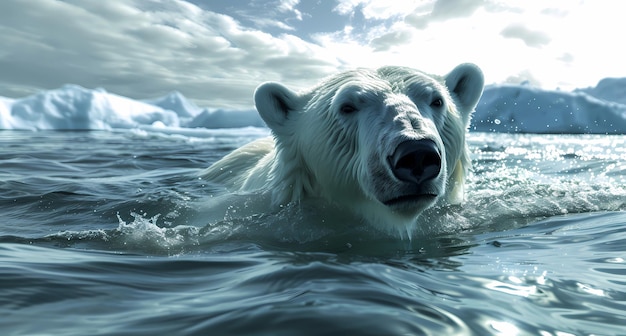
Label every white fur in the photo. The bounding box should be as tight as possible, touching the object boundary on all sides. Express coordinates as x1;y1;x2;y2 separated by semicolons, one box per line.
200;64;484;235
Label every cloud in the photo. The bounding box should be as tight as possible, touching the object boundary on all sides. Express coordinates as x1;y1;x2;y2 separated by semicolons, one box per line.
276;0;302;20
540;7;569;18
333;0;420;21
558;52;574;64
430;0;485;20
0;0;339;108
500;23;551;48
2;0;625;108
405;0;485;29
221;0;303;32
504;69;542;86
369;29;413;52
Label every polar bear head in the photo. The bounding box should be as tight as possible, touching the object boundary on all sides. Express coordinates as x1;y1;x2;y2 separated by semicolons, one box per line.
254;64;484;234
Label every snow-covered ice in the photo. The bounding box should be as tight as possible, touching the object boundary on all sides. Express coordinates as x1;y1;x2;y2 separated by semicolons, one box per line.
473;81;626;134
0;79;624;133
0;84;264;131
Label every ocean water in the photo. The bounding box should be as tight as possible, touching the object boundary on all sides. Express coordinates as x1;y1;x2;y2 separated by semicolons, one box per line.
1;129;625;336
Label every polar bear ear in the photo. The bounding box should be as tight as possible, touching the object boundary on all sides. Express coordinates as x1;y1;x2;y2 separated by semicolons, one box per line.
254;82;304;134
444;63;484;123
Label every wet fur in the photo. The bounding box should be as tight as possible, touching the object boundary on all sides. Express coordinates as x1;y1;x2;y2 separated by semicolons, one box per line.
200;64;484;235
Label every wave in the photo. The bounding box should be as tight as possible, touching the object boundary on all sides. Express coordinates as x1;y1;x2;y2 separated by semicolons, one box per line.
6;173;623;257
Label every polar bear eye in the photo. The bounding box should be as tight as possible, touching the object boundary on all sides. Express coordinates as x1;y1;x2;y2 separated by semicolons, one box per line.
340;103;358;114
430;98;444;108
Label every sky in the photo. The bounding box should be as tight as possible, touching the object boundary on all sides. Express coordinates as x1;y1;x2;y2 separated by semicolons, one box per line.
0;0;624;109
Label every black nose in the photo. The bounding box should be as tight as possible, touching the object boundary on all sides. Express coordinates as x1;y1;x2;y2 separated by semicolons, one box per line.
388;140;442;185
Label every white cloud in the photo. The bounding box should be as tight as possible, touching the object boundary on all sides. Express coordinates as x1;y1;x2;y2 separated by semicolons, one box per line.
1;0;625;109
333;0;421;20
504;70;542;86
405;0;484;29
227;0;304;32
432;0;484;18
277;0;303;20
317;0;626;91
369;29;414;52
0;0;339;108
501;23;551;48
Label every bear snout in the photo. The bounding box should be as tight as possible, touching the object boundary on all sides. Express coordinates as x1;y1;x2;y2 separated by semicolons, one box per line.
388;139;442;186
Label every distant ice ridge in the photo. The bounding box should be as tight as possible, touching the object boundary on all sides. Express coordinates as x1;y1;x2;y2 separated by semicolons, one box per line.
0;84;264;131
473;81;626;134
0;79;625;133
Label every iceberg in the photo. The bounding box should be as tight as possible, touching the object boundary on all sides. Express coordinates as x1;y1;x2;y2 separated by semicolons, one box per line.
0;84;263;131
143;90;265;129
575;77;626;105
0;79;625;133
472;83;626;134
0;85;180;131
142;91;201;119
187;109;265;129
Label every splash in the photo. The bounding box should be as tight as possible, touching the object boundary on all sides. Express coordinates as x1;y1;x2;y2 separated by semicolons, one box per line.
113;212;200;254
35;212;201;255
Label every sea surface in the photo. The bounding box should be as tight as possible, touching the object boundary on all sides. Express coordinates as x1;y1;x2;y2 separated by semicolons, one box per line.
1;129;626;336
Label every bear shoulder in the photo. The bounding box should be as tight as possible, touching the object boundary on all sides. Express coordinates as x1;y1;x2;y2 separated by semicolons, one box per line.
200;136;275;191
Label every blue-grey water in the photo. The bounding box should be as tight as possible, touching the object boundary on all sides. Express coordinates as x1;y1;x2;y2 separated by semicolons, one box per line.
1;129;626;336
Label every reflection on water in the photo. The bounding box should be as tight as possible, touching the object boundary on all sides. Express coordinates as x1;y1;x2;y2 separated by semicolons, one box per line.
0;131;625;335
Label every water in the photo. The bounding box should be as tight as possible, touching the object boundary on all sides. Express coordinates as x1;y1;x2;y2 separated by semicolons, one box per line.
1;129;625;335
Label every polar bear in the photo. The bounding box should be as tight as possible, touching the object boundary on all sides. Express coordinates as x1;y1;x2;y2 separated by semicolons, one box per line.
201;64;484;235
